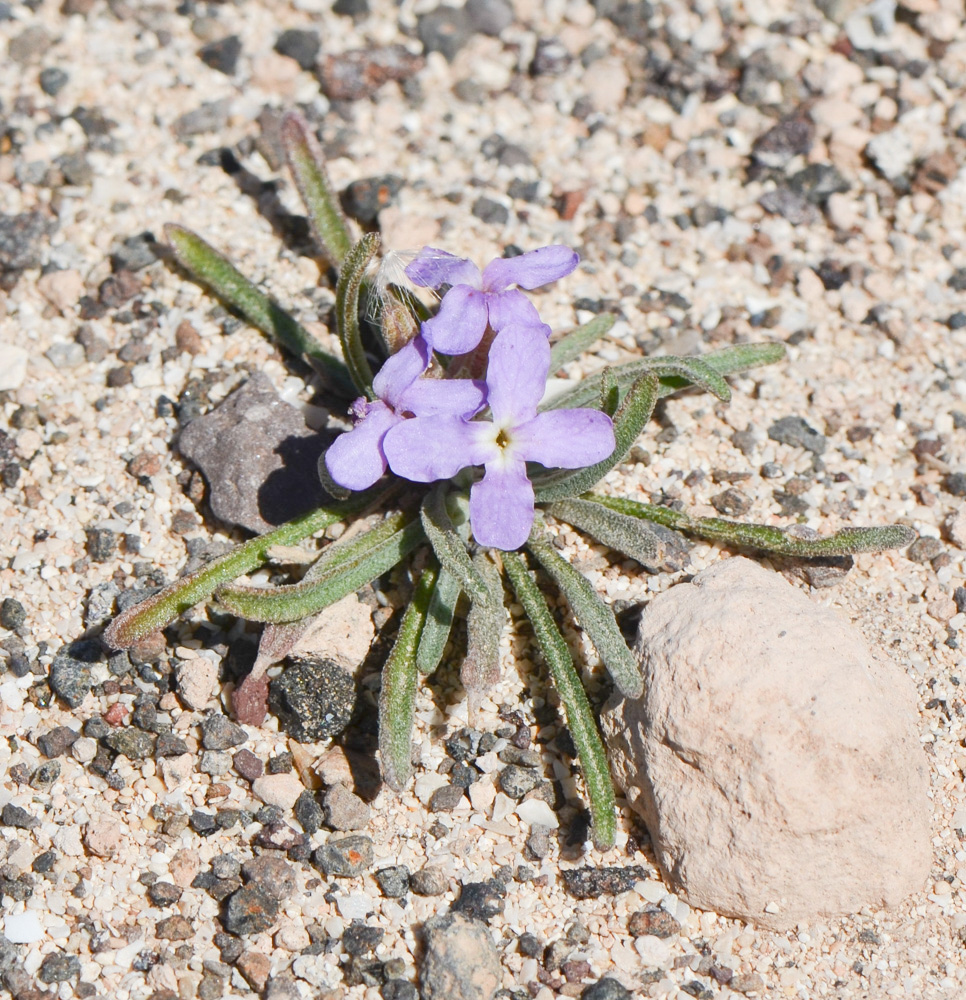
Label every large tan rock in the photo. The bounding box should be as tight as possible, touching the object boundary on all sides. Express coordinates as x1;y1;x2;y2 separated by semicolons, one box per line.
602;557;931;929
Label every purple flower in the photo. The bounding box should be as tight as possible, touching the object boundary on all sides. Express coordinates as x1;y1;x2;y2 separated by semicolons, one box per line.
325;336;486;492
405;245;579;355
383;324;615;550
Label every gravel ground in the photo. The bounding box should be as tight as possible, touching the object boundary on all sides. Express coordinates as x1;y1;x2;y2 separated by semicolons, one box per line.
1;0;966;998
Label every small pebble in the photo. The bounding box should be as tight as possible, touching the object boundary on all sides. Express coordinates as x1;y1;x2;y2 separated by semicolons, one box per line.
628;907;681;939
313;834;374;877
274;28;319;70
324;783;371;830
411;866;449;896
375;865;411;898
198;35;242;75
201;714;248;750
223;886;279;935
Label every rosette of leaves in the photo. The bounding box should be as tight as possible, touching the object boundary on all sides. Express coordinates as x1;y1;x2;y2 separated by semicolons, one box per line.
104;113;915;848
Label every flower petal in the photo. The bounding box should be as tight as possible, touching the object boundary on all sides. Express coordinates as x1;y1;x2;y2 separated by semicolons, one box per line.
481;245;579;292
422;285;490;355
399;377;487;418
485;324;551;425
470;459;535;550
514;409;616;468
405;247;481;290
324;401;400;491
372;337;430;408
383;416;493;482
485;288;547;333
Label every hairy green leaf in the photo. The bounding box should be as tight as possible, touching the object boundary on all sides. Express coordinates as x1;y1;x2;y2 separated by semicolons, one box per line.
503;551;616;849
216;511;424;623
587;494;917;556
543;342;786;412
103;490;387;648
462;551;504;700
547;497;664;566
416;563;462;674
548;314;616;375
164;224;353;394
420;486;490;602
281;112;353;267
379;564;437;791
527;528;642;698
533;372;659;502
335;233;380;399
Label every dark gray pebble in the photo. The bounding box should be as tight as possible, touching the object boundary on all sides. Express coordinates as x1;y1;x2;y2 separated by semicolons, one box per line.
49;642;100;707
37;725;78;758
241;856;297;901
498;745;541;767
751;116;813;169
294;789;324;835
768;415;826;455
472;196;509;225
85;527;117;562
190;810;219;836
530;36;570;76
453;879;504;921
198;35;241;75
333;0;370;16
269;657;355;742
0;598;26;630
148;882;183;907
429;783;464;813
313;834;373;877
560;865;650;899
33;849;57;873
211;855;241;880
499;765;540;800
581;978;632;1000
38;953;80;984
416;6;473;61
1;803;39;830
788;163;849;206
381;980;417;1000
103;728;155;760
908;537;943;563
710;488;752;517
465;0;513;35
943;472;966;496
201;714;248;750
343;922;384;955
110;232;159;273
154;732;188;758
274;29;319;70
0;212;52;276
173;99;231;138
410;866;448;896
375;865;410;898
223;886;279;935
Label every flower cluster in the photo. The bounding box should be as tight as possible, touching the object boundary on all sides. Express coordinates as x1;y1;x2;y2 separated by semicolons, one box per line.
325;245;616;550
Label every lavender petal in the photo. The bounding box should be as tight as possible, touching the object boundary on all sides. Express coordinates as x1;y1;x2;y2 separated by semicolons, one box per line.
482;245;579;292
383;416;493;482
405;247;481;289
470;459;535;550
422;284;490;354
486;289;547;333
400;377;487;418
485;324;551;424
372;336;430;408
324;401;400;491
515;409;616;468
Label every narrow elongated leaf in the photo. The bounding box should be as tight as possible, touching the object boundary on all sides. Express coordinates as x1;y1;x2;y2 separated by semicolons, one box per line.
281;112;353;267
542;342;786;412
461;552;504;701
547;497;664;567
599;367;619;417
164;224;353;395
335;233;380;399
532;372;659;502
416;564;461;674
420;486;490;602
380;564;437;791
586;494;917;556
103;489;387;648
216;513;424;622
527;529;642;698
503;551;616;849
548;314;616;375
